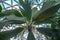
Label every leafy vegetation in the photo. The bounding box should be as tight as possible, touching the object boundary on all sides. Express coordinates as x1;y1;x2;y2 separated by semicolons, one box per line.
0;0;60;40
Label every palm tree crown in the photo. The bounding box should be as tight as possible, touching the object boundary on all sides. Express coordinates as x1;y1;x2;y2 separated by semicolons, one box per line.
0;0;60;40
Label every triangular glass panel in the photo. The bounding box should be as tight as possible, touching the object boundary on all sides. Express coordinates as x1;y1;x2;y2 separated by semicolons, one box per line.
3;3;10;8
13;0;18;5
5;0;11;5
14;0;18;3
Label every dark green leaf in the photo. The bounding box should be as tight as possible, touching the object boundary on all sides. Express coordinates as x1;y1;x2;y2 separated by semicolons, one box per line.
19;0;31;20
37;27;60;37
0;9;22;17
12;10;23;17
0;27;24;40
34;19;52;25
27;31;35;40
0;5;2;12
0;20;25;29
19;0;25;8
33;1;60;22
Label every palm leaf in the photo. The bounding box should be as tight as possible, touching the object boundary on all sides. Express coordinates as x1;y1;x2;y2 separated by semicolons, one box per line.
0;14;26;29
0;27;23;40
19;0;31;20
27;31;35;40
0;9;22;17
32;7;38;21
33;1;60;23
37;27;60;37
34;19;52;25
0;20;25;29
5;14;26;21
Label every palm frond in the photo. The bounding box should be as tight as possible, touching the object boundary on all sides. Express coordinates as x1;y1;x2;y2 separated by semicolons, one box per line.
27;31;35;40
33;1;60;23
0;27;24;40
37;27;60;37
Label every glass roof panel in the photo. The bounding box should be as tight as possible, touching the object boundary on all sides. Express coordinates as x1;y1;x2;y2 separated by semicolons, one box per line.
0;0;19;11
0;0;43;11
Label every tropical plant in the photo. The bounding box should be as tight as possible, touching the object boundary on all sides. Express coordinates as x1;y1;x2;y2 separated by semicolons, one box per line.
0;0;60;40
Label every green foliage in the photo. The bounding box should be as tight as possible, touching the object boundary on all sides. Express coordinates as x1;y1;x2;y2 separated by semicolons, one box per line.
19;0;31;21
0;27;23;40
0;5;2;12
34;1;60;23
27;31;35;40
0;9;22;17
0;20;25;29
0;0;60;40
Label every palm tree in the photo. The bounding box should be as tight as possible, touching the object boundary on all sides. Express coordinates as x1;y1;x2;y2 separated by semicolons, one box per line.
0;0;60;40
